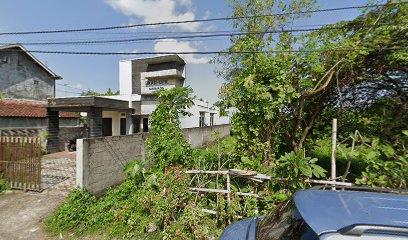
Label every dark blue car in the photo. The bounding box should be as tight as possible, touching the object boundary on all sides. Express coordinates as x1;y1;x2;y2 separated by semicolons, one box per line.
220;186;408;240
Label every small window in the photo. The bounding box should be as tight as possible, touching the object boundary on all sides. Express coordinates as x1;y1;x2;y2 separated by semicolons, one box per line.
33;80;39;85
0;56;9;64
199;112;205;127
220;107;228;117
210;113;214;126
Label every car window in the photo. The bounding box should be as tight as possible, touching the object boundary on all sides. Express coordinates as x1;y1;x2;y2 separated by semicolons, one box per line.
256;206;319;240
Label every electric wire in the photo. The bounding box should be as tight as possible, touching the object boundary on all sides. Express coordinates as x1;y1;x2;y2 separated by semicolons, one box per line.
2;47;406;56
1;23;404;46
0;2;405;36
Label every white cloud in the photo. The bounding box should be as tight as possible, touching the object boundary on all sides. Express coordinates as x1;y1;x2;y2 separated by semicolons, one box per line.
106;0;200;31
178;0;192;7
154;39;210;64
73;83;84;89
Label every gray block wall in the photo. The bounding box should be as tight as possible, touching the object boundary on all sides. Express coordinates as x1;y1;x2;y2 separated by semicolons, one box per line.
76;125;231;195
77;133;148;195
182;124;231;148
0;49;55;101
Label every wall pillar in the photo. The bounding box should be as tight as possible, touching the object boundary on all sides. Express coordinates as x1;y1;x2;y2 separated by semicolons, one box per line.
46;108;60;153
126;112;134;135
88;107;103;138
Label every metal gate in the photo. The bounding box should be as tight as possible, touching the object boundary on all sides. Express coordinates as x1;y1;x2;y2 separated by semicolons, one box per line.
0;137;41;191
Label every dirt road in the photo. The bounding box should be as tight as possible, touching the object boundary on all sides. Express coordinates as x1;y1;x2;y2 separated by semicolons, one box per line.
0;152;76;240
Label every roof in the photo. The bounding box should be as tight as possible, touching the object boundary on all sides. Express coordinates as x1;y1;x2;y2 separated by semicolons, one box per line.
0;99;78;118
0;44;62;80
120;54;186;65
294;189;408;236
48;96;132;112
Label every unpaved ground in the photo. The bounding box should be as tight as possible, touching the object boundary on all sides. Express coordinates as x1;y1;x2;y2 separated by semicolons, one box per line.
0;151;76;240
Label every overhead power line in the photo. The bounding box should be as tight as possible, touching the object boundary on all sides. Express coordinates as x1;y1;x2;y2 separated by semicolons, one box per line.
0;2;405;36
1;23;404;46
56;83;88;92
3;47;406;56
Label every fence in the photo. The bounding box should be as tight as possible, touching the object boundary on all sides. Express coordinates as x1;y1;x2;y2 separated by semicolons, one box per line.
0;137;41;191
186;169;353;216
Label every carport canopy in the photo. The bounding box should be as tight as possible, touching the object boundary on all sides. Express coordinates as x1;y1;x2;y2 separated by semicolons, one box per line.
46;96;134;153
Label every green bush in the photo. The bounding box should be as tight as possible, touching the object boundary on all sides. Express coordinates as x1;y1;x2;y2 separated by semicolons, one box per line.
0;178;10;192
46;189;97;234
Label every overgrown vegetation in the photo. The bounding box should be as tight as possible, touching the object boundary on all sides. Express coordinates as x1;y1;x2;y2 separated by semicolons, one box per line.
46;0;407;239
215;0;407;165
0;178;10;192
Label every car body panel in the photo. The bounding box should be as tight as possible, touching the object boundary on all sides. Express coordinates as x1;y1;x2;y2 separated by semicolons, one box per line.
219;217;259;240
294;190;408;236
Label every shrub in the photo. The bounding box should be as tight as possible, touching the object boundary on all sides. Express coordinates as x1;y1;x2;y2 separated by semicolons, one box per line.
0;178;10;192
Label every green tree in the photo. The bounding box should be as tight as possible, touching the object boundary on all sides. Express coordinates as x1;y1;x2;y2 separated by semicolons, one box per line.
146;87;195;169
216;0;407;167
81;88;119;96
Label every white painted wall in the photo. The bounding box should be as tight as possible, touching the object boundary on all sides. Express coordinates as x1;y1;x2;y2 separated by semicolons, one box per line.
102;111;123;136
179;99;230;129
119;60;132;95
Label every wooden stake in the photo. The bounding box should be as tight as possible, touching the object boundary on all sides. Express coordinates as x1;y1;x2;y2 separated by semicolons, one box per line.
331;119;337;182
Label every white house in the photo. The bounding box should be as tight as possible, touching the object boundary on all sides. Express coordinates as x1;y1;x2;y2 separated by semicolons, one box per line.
115;55;230;133
52;55;229;138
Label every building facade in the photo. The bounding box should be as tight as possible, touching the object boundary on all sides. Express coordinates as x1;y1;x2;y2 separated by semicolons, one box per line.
47;55;230;149
0;44;61;101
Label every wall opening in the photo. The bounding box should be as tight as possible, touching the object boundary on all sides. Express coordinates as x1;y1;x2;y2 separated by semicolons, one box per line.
102;118;112;136
120;118;126;135
143;117;149;132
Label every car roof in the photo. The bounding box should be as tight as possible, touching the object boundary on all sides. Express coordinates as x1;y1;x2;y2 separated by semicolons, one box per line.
294;189;408;236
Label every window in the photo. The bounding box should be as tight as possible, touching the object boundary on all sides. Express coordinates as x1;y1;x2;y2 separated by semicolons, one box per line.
220;107;228;117
257;207;319;240
199;112;205;127
210;113;214;126
0;56;9;64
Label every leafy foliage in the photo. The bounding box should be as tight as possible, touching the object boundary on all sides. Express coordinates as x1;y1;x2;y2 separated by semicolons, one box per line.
81;88;119;96
277;150;326;190
147;87;195;169
216;0;408;167
0;178;10;192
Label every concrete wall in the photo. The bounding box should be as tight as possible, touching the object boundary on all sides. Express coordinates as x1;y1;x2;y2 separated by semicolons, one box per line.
76;133;148;195
76;124;230;194
182;124;231;148
0;50;55;101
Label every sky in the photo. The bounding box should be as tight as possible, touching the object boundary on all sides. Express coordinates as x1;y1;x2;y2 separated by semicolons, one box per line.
0;0;376;102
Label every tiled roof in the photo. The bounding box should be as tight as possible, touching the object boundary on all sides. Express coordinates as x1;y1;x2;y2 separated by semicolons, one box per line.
0;99;78;118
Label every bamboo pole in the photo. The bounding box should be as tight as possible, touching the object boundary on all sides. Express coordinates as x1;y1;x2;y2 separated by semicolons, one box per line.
331;119;337;182
342;130;357;181
226;173;231;201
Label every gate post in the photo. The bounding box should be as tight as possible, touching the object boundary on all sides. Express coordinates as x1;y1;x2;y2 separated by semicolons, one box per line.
88;107;103;138
47;108;60;153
